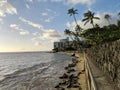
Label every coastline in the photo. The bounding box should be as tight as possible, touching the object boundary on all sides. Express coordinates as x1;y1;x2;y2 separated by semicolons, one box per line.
55;52;86;90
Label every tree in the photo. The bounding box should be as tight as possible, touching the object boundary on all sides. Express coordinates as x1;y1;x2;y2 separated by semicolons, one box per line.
64;29;73;39
82;10;100;28
67;8;82;50
104;14;111;25
68;8;78;25
64;28;81;50
64;28;79;41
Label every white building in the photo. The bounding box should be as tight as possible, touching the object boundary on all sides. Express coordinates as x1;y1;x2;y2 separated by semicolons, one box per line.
54;38;70;51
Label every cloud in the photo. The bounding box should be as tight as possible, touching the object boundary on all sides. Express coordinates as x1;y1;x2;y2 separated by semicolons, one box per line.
31;29;61;46
26;0;94;6
10;24;29;35
26;0;33;2
45;8;52;12
51;0;62;2
45;19;50;22
42;9;58;23
19;17;44;31
25;4;30;9
34;41;42;46
66;12;118;30
42;12;48;16
19;17;61;43
10;24;19;30
32;32;39;36
0;0;17;17
40;29;61;41
28;0;95;6
0;18;4;24
65;0;95;6
19;30;29;35
31;36;42;46
37;0;47;2
45;18;51;22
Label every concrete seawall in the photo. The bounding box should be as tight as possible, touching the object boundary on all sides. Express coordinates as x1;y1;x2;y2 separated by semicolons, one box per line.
86;40;120;89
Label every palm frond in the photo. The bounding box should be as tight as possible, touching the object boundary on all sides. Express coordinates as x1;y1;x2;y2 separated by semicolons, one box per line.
84;20;89;26
94;17;100;20
82;18;89;22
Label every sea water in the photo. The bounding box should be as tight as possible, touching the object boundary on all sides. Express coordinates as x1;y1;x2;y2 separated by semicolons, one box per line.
0;52;71;90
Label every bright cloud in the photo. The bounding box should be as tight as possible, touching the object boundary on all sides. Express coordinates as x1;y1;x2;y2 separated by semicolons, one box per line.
10;24;19;30
28;0;95;6
19;31;29;35
27;0;33;2
19;17;44;30
10;24;29;35
34;41;42;46
0;18;3;24
42;12;48;16
25;4;30;9
31;29;61;44
65;0;95;6
45;18;51;22
40;29;61;41
0;0;17;17
32;32;39;36
19;17;61;44
51;0;62;2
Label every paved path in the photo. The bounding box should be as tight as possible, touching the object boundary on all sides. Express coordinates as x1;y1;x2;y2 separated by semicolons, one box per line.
86;56;115;90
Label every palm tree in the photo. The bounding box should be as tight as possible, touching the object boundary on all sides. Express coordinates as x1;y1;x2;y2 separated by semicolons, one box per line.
64;29;74;40
68;8;78;25
64;29;80;50
104;14;111;25
82;10;100;28
64;28;80;41
75;25;82;33
67;8;82;49
117;12;120;28
118;12;120;19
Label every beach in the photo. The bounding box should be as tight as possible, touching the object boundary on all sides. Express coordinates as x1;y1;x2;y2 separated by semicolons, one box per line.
55;52;86;90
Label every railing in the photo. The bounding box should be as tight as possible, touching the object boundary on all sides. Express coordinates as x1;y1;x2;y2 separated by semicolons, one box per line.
84;53;97;90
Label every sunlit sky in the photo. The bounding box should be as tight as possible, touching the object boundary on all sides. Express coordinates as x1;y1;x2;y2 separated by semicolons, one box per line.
0;0;120;52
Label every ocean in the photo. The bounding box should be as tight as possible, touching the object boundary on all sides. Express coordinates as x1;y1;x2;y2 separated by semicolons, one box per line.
0;52;71;90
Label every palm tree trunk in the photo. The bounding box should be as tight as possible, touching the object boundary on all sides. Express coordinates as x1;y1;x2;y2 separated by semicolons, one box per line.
73;14;78;25
107;19;110;25
108;20;110;25
92;23;95;28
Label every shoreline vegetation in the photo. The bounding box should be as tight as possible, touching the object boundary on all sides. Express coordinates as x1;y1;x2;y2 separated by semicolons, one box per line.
55;52;86;90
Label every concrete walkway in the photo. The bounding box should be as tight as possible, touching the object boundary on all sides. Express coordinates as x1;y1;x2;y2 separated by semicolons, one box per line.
86;56;115;90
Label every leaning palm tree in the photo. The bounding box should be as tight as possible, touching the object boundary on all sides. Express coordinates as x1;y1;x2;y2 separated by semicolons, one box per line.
64;29;79;50
64;29;74;40
64;29;71;35
64;28;79;41
82;10;100;28
104;14;111;25
68;8;78;25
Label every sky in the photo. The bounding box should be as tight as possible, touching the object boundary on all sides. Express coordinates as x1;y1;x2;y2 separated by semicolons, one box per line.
0;0;120;52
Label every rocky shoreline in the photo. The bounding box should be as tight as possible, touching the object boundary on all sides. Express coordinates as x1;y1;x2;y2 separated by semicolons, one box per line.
55;53;86;90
